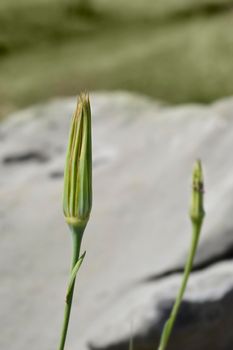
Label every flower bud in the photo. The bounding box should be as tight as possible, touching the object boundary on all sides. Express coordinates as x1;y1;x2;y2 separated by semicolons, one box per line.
190;159;205;226
63;93;92;230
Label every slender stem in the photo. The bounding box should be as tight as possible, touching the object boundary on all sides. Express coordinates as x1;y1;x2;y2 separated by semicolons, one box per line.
158;223;201;350
58;228;83;350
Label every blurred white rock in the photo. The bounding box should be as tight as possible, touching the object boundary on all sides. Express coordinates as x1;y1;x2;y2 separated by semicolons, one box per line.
1;92;233;350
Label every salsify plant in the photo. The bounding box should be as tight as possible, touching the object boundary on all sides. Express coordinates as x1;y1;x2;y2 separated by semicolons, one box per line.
157;160;205;350
56;92;205;350
57;93;92;350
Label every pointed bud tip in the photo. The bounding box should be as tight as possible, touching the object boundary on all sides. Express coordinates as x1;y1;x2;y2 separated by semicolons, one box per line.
78;92;90;107
193;159;202;175
74;93;90;119
192;159;204;193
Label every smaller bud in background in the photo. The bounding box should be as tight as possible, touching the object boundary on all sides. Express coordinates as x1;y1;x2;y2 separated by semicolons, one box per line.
190;159;205;227
157;159;206;350
63;93;92;232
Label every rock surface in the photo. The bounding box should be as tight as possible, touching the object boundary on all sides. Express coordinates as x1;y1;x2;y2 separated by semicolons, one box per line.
1;92;233;350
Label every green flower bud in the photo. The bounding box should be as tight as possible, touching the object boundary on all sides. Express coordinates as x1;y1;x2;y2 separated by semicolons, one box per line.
190;159;205;226
63;93;92;230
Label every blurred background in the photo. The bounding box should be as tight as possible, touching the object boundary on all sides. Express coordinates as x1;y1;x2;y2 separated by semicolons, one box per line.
2;2;233;350
1;0;233;119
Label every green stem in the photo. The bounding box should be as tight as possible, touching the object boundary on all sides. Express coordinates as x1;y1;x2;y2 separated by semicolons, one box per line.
158;223;201;350
58;228;83;350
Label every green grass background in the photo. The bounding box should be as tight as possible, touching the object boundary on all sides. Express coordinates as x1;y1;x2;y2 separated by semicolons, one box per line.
0;0;233;118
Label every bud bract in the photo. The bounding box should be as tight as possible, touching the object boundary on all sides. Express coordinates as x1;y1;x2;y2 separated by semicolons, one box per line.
63;93;92;230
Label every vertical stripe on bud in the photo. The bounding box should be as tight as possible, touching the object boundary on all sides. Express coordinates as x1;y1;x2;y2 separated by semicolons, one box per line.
190;159;205;226
63;93;92;230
